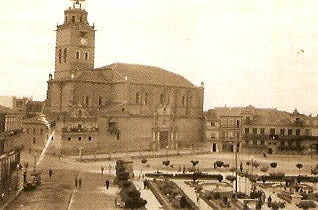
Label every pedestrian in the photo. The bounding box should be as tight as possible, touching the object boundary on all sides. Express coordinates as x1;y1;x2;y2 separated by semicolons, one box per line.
101;166;104;175
267;195;272;204
75;176;78;189
78;177;82;189
105;179;110;189
143;180;147;189
23;171;27;183
48;169;53;178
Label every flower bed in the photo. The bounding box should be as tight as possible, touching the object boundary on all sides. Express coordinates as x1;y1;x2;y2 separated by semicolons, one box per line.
151;179;199;210
277;191;292;203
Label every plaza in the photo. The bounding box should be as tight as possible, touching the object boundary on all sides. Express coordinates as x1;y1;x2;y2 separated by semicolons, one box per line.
4;148;318;209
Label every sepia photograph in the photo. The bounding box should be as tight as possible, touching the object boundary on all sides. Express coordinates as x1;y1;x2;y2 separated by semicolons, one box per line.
0;0;317;209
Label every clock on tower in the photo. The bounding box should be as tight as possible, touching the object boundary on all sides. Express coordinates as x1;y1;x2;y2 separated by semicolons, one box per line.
54;0;95;80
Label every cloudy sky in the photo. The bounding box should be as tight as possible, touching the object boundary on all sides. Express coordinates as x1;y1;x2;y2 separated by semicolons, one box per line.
0;0;317;114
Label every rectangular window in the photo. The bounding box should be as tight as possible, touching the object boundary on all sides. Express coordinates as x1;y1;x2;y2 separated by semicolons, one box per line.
260;128;265;135
270;128;275;135
280;129;285;135
76;51;80;59
245;128;249;134
296;129;300;136
253;128;257;134
288;129;293;135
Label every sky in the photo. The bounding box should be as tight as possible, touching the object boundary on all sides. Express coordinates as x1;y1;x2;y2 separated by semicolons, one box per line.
0;0;317;115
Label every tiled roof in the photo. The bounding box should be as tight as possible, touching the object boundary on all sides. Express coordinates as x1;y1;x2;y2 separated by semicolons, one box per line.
74;71;109;83
214;107;243;116
248;108;311;126
204;110;218;120
98;63;195;88
0;105;14;114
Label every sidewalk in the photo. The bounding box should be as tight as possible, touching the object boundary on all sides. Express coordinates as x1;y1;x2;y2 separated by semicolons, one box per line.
174;180;211;210
67;173;120;210
133;180;162;210
70;149;210;162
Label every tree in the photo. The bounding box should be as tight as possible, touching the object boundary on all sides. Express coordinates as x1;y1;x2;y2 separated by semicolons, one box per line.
226;175;236;191
297;201;317;210
214;161;224;168
162;160;170;167
190;160;199;167
229;167;236;175
253;161;260;169
270;162;277;173
260;166;269;175
296;163;303;176
311;168;318;176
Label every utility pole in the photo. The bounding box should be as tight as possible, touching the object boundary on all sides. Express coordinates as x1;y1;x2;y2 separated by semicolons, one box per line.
235;147;238;194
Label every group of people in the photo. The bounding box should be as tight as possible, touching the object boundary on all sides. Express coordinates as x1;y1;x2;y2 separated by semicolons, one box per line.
74;176;82;189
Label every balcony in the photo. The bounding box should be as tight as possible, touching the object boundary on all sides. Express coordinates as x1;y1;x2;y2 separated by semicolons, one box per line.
243;134;317;141
62;127;98;133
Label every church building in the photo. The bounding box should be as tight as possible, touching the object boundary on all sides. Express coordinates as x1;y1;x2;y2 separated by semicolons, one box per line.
45;1;204;155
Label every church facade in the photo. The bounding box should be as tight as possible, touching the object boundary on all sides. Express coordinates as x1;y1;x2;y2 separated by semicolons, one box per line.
45;1;204;155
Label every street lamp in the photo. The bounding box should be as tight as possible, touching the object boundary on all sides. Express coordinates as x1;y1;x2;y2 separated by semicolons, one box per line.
166;146;169;161
79;146;83;162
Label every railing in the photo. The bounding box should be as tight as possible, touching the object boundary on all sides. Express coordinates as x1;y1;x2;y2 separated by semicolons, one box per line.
62;127;98;133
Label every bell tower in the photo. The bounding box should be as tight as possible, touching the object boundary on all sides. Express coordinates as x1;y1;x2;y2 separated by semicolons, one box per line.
54;0;95;79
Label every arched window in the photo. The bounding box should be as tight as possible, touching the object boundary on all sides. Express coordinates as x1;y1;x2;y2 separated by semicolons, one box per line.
85;52;89;60
136;92;140;104
78;136;82;141
80;16;83;23
182;95;186;107
33;137;36;144
160;94;165;104
88;136;92;141
63;48;67;63
67;137;71;141
85;96;89;106
76;51;80;59
58;49;62;64
98;97;102;106
144;93;148;104
72;16;75;23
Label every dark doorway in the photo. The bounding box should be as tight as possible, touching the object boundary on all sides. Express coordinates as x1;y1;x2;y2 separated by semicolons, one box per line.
159;131;169;149
212;143;217;152
268;148;273;154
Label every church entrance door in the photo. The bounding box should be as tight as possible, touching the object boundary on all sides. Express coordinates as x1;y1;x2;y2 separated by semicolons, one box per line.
159;131;169;149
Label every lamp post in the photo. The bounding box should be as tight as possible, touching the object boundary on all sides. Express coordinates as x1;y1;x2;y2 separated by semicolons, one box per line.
33;154;37;173
251;156;254;193
166;146;169;161
79;146;83;162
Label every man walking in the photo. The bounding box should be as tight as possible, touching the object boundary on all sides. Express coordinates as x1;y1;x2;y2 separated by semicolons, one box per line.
48;169;53;178
78;177;82;189
105;179;110;190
